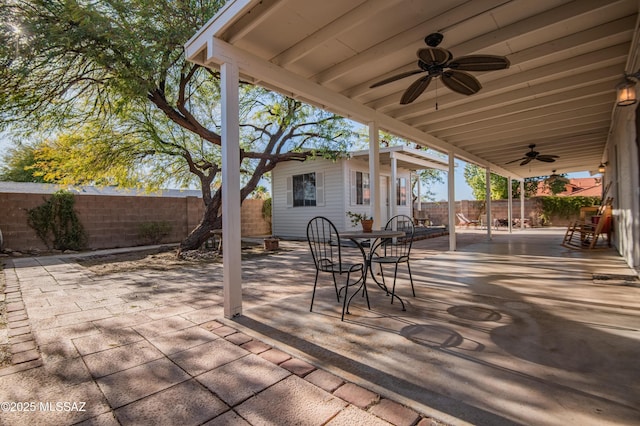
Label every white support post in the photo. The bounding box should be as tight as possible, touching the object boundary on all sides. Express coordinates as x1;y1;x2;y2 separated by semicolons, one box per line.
221;61;242;318
368;122;380;229
448;152;456;251
520;181;525;230
507;177;513;233
486;168;492;240
417;173;422;212
390;153;398;219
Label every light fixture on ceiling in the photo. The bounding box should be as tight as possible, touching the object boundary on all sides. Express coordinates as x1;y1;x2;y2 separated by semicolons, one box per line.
598;162;608;173
616;71;640;106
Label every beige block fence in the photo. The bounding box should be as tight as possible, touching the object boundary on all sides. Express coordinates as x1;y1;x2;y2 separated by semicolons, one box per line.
0;192;271;252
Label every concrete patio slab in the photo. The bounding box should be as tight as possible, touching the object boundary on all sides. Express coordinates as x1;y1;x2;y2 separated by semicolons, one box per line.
0;228;637;425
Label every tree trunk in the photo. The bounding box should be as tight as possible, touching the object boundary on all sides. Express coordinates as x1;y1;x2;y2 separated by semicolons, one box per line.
179;195;222;253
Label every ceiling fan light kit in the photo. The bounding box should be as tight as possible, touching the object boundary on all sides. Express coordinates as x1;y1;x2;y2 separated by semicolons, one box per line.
370;33;509;104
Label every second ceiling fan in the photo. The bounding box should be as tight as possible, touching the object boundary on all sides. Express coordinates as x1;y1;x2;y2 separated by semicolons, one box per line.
369;32;510;104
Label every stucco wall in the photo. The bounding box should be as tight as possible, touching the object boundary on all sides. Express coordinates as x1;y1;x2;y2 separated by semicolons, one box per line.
0;192;270;252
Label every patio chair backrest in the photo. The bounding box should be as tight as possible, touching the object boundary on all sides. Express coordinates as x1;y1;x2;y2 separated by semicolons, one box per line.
379;214;415;258
306;216;344;273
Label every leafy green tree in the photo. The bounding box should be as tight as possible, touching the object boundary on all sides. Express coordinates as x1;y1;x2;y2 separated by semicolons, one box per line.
1;0;353;251
542;175;569;195
0;143;47;183
463;164;540;200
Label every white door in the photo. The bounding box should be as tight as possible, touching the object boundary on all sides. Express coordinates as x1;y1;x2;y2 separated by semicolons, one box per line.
379;176;389;227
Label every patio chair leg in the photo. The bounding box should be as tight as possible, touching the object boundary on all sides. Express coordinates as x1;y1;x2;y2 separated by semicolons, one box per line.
331;273;341;302
407;260;415;297
310;270;320;312
390;264;406;311
379;266;390;296
390;263;399;305
341;272;351;321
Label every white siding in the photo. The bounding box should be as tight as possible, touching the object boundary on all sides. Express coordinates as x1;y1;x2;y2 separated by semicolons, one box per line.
272;159;346;239
272;157;414;238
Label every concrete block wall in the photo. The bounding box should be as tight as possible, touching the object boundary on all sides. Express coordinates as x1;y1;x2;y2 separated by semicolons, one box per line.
416;199;542;227
0;192;270;252
241;199;271;237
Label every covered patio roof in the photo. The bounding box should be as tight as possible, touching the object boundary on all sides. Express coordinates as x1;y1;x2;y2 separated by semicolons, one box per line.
350;145;449;171
186;0;639;179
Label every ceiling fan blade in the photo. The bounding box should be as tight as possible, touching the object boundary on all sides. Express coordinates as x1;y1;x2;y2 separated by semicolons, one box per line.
441;70;481;95
369;69;424;88
520;157;533;166
536;156;557;163
537;154;559;160
417;47;452;65
400;75;432;104
505;157;526;164
448;55;510;71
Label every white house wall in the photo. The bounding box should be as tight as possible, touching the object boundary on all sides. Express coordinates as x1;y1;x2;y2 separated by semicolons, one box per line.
272;158;346;239
272;157;413;239
607;107;640;270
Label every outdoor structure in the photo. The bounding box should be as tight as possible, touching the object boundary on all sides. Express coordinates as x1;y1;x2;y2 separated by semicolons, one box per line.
271;145;447;238
0;182;270;252
185;0;640;318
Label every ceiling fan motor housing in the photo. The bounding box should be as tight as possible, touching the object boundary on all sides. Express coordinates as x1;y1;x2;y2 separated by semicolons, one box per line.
425;32;443;47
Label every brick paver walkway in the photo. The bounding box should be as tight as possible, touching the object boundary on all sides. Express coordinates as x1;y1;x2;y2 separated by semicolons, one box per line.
0;242;445;425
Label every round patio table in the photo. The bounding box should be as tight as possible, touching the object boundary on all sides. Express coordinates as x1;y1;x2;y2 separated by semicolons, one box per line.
340;229;406;312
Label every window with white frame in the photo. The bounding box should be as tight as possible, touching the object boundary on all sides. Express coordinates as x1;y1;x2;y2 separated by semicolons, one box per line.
286;172;324;207
351;170;370;205
396;177;407;206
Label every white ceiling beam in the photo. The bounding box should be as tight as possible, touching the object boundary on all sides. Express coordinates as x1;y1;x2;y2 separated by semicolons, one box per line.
389;152;449;171
405;66;621;127
224;0;287;44
458;121;611;150
271;0;400;66
202;37;523;179
311;0;512;84
378;43;628;121
185;0;256;56
445;115;612;145
433;104;612;141
346;13;634;102
380;45;629;118
423;93;614;133
317;0;628;85
444;0;632;54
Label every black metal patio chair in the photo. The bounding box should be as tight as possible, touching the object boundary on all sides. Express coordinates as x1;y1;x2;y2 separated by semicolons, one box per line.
369;214;415;303
306;216;366;320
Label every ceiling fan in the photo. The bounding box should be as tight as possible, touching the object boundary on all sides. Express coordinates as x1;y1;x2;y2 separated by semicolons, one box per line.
506;144;559;166
369;32;510;104
545;170;569;184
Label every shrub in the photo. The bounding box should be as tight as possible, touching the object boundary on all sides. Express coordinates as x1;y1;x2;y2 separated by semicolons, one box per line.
26;190;87;251
537;196;601;225
138;221;172;244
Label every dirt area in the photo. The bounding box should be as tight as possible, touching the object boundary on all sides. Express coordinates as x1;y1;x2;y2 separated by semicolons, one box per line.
0;263;11;368
76;242;279;275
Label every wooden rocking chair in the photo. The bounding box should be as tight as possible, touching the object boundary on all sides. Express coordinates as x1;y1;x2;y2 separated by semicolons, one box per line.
562;197;613;249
